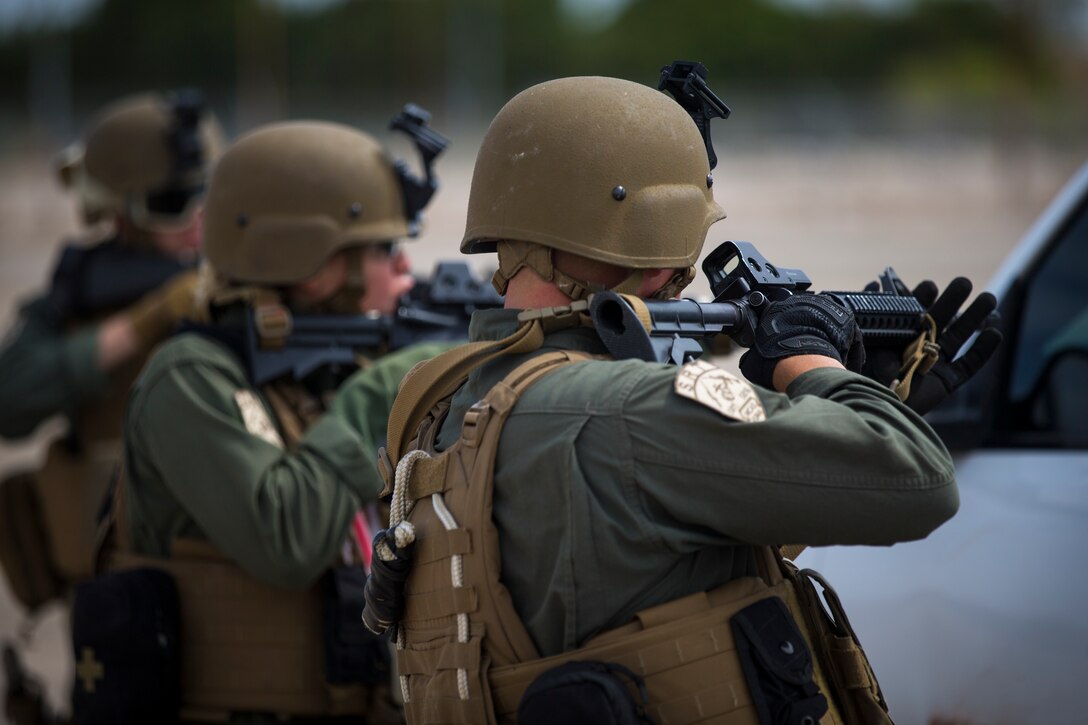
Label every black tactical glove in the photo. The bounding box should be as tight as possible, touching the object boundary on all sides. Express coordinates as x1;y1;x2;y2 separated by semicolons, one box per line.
739;293;865;389
862;277;1002;415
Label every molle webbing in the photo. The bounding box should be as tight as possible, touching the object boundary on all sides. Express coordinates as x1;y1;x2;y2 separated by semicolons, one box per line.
487;578;810;724
384;316;547;473
393;351;593;724
382;305;594;484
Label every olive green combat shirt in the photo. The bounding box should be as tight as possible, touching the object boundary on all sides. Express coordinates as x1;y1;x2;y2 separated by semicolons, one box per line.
0;297;110;439
431;309;958;657
124;333;451;589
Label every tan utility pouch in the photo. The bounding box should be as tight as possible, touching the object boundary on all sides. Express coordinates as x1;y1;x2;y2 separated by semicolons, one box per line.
110;539;369;720
489;574;837;724
36;438;119;582
784;564;892;725
0;470;64;611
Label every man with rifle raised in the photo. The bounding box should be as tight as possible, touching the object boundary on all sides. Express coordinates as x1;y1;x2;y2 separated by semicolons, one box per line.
72;110;479;724
0;92;225;611
364;63;1000;724
0;94;225;725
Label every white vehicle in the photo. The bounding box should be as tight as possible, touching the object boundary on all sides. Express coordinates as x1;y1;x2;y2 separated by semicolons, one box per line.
802;161;1088;724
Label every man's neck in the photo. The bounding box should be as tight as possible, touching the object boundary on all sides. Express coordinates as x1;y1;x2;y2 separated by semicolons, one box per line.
503;265;676;309
504;285;574;310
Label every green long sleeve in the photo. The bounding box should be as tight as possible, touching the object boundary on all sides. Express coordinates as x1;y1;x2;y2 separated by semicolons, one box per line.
0;298;109;438
126;334;372;588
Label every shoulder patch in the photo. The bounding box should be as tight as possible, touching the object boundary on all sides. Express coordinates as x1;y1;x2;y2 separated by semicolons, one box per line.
674;359;766;422
234;390;285;449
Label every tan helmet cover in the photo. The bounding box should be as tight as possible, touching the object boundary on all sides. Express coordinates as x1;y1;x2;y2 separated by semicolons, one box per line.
57;93;225;224
462;76;725;270
202;121;410;286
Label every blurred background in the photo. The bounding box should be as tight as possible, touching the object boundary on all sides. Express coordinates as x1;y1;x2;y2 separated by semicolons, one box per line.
2;0;1086;314
1;0;1086;721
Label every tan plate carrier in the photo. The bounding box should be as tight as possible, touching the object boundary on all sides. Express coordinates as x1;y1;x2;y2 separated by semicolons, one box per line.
98;376;373;721
107;540;370;720
380;314;893;725
0;351;144;612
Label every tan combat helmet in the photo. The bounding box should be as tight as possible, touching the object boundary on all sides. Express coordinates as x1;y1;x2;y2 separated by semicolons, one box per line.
202;121;411;286
56;90;225;227
462;75;725;299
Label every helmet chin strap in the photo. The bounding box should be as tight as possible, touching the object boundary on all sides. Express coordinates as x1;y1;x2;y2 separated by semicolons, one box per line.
493;240;695;302
651;266;697;300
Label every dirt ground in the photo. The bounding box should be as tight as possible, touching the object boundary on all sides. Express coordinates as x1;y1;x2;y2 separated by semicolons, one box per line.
0;140;1084;720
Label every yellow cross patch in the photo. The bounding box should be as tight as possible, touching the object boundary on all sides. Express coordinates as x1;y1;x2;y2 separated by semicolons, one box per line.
77;646;104;694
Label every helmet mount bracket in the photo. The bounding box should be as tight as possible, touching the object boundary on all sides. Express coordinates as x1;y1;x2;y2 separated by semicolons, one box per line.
389;104;450;236
166;88;208;181
657;61;730;171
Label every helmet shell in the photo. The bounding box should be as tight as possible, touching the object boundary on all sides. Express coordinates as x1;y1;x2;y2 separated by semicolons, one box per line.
203;121;410;285
462;76;725;269
60;92;225;224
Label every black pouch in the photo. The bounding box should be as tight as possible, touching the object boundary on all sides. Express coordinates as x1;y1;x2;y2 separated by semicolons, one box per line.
322;565;391;685
71;568;180;725
517;660;654;725
731;597;828;725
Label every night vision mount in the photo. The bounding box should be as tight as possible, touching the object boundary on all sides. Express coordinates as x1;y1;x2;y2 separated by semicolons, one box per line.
658;61;731;170
390;103;450;236
166;88;209;179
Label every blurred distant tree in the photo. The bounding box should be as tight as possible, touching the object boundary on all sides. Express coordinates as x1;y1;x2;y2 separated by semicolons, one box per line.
0;0;1079;145
69;0;238;105
890;0;1057;102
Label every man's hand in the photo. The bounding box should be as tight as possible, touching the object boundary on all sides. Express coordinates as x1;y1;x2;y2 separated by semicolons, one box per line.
739;294;864;390
97;271;202;371
126;270;202;350
863;277;1002;415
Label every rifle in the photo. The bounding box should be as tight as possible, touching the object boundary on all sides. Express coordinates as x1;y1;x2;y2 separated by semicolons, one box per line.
44;240;193;326
240;261;502;385
589;240;925;365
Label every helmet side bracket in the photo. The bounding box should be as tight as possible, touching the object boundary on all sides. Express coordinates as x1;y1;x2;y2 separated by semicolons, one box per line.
166;88;210;182
657;61;731;171
389;104;450;235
